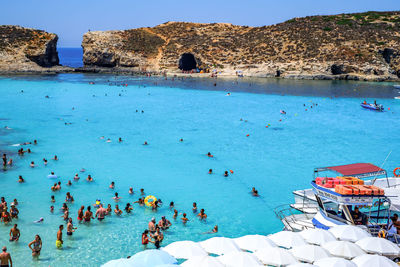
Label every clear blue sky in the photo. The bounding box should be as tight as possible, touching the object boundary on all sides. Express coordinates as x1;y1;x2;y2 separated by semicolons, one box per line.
1;0;399;47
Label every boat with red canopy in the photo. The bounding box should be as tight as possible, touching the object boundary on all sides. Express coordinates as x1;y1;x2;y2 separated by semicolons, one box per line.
292;163;400;213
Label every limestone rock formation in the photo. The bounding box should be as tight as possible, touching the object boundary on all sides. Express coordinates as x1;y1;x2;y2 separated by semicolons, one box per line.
0;25;60;72
81;11;400;80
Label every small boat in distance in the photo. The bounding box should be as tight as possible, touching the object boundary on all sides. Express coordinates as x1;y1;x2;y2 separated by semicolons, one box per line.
361;101;384;111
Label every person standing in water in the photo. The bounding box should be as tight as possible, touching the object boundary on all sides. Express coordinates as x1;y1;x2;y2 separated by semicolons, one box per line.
0;246;12;267
28;235;42;257
2;154;7;167
56;225;63;249
83;206;94;222
95;204;107;221
9;224;20;242
66;218;77;236
142;230;149;248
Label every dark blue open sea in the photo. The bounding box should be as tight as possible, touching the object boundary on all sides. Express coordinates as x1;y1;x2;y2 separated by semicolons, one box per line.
58;47;83;68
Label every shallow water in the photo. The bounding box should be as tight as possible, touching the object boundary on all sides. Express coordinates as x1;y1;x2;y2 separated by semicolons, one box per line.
0;74;400;266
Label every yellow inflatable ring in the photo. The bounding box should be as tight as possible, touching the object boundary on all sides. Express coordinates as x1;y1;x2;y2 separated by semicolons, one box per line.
144;195;157;207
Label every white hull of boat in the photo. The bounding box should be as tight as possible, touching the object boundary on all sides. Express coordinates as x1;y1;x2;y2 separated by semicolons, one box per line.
293;177;400;212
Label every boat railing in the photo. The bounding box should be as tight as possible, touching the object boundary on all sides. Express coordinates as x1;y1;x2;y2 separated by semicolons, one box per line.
274;204;315;231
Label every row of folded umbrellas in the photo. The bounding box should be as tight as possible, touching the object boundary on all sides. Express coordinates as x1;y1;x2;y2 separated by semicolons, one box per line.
102;225;400;267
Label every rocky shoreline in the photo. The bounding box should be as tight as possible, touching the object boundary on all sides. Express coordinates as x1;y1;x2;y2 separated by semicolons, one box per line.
1;66;398;82
2;11;400;82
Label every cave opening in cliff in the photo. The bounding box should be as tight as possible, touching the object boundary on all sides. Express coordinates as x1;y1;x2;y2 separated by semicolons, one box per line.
179;53;197;71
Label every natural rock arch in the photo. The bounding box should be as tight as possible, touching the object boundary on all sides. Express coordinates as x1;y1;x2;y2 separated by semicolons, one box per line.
178;53;197;71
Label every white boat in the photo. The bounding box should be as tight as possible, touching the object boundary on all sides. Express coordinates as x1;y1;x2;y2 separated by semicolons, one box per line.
276;176;392;234
292;163;400;212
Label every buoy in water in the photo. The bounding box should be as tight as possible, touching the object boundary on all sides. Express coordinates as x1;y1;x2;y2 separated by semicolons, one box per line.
246;134;250;137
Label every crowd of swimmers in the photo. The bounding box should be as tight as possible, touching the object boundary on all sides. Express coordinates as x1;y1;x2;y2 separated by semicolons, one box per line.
0;106;263;261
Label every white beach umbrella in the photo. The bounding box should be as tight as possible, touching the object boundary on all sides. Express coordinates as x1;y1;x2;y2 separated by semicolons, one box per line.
255;247;298;266
328;225;371;242
101;258;130;267
199;237;241;255
233;234;276;252
314;257;357;267
355;237;400;256
180;256;224;267
268;231;307;248
287;264;316;267
321;241;365;259
300;228;336;245
162;240;207;259
127;249;177;267
290;244;331;263
352;254;398;267
217;251;263;267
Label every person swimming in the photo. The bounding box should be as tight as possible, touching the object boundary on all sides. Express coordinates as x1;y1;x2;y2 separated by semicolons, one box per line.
114;205;122;215
53;155;58;160
86;175;93;182
181;213;189;224
113;193;121;201
74;173;80;180
158;216;172;230
207;152;213;157
18;175;24;183
224;171;229;177
65;192;74;202
203;225;218;234
10;205;18;219
106;138;111;143
208;169;212;174
169;202;174;209
33;217;44;223
140;188;145;195
50;195;55;203
30;161;35;168
43;158;48;165
129;187;133;194
143;141;148;145
252;187;259;196
66;180;72;186
118;137;122;142
173;209;178;219
198;209;207;220
192;202;197;213
109;182;115;189
124;203;133;213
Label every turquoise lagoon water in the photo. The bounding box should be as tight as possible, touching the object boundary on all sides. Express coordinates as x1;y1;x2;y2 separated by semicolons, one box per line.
0;74;400;266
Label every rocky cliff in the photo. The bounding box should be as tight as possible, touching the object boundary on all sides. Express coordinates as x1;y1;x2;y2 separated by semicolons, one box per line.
0;25;61;72
82;11;400;80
